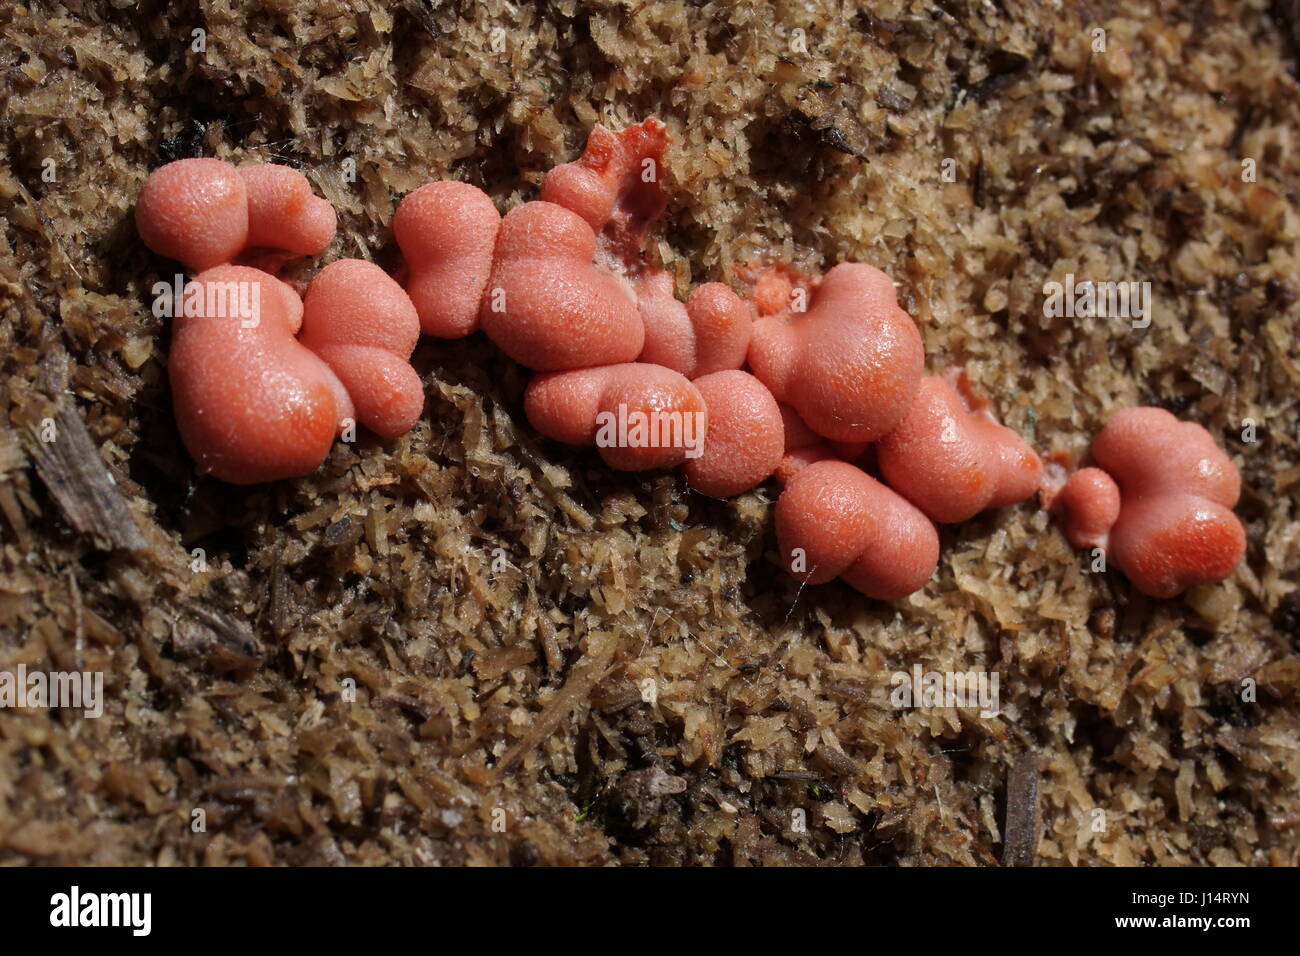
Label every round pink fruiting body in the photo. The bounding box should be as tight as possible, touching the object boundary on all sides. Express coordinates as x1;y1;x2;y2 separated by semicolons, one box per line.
524;362;706;472
135;158;249;271
480;201;645;371
168;265;345;484
876;375;1043;523
1089;407;1245;598
747;262;924;444
393;181;501;339
775;459;939;600
1050;467;1121;551
240;164;337;258
637;274;754;380
298;259;424;439
682;370;783;497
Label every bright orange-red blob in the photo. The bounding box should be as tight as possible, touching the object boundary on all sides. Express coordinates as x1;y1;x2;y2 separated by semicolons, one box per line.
1088;407;1245;598
169;265;345;484
524;363;706;471
480;201;645;370
775;459;939;600
480;120;676;371
239;164;336;258
298;259;423;438
393;181;500;338
137;159;339;276
682;370;783;497
877;375;1042;523
747;262;924;443
540;118;669;262
637;272;753;379
1050;467;1121;551
136;158;249;271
